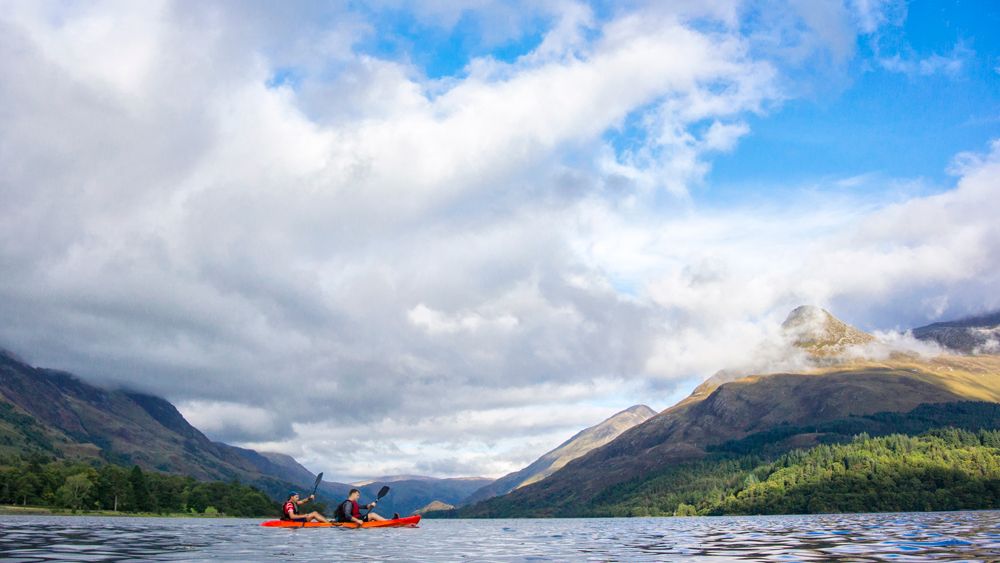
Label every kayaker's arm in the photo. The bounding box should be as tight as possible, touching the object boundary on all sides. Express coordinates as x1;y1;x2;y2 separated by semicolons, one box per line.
295;494;315;506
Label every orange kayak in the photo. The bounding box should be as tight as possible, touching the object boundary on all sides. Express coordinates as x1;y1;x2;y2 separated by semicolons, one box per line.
261;515;421;528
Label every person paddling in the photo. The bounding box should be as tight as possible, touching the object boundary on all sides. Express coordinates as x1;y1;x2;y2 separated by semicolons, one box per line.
281;491;329;523
336;488;388;525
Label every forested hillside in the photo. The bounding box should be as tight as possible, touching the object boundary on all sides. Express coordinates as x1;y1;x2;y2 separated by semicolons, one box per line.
0;454;275;516
596;429;1000;516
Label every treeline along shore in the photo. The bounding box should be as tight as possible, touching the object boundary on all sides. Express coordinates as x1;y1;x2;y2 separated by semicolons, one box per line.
0;455;278;517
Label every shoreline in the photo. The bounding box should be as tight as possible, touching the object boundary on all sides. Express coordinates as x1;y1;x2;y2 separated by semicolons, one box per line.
0;505;267;518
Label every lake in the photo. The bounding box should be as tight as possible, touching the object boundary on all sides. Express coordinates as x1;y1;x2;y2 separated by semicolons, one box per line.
1;511;997;561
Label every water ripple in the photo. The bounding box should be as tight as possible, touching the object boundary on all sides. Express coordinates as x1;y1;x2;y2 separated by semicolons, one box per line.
0;511;997;561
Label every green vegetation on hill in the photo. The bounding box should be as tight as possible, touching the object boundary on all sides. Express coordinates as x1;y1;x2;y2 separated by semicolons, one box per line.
0;454;278;516
0;353;323;493
452;402;1000;518
596;429;1000;516
717;429;1000;514
0;402;55;455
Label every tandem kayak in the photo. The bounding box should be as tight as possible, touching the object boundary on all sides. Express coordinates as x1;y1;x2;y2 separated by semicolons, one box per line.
261;515;421;528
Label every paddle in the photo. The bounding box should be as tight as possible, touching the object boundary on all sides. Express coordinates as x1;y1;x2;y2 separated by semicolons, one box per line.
359;485;391;525
309;472;324;498
300;472;324;528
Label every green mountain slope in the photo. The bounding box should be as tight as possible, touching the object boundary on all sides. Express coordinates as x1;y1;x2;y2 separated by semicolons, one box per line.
0;350;328;499
716;428;1000;514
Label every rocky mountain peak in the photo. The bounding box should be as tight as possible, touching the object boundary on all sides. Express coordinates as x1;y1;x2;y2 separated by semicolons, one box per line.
781;305;875;356
620;404;657;418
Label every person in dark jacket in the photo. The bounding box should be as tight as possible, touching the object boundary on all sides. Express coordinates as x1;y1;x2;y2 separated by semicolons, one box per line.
337;488;387;525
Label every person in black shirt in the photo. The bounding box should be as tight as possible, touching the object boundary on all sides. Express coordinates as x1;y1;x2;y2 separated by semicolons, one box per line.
336;488;388;525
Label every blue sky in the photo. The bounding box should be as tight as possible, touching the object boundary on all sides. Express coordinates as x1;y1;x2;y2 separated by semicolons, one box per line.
710;0;1000;196
352;0;1000;203
2;0;999;479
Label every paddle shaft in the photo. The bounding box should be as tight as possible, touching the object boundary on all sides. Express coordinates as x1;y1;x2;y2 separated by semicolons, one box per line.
359;486;391;524
300;472;324;528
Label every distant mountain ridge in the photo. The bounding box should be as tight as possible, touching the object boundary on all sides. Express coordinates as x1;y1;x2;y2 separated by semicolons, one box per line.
321;476;493;517
351;474;439;486
462;404;656;506
913;311;1000;354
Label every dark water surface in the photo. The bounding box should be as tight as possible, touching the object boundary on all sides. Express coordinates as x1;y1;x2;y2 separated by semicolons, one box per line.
1;511;998;561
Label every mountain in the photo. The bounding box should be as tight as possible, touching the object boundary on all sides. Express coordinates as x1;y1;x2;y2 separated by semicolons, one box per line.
0;349;318;498
594;402;1000;517
689;306;876;395
319;476;493;517
351;475;436;486
258;452;318;486
913;311;1000;354
780;305;875;357
456;308;1000;517
416;500;455;514
462;404;656;505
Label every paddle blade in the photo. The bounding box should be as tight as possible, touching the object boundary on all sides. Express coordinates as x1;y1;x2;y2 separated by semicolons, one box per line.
376;485;390;500
310;472;323;496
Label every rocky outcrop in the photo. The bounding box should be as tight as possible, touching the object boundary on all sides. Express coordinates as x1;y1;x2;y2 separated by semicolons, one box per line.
781;305;875;356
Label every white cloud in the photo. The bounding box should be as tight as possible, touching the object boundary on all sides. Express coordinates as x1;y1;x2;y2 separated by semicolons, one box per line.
179;401;281;443
847;330;945;360
879;43;973;77
408;304;519;334
848;0;904;34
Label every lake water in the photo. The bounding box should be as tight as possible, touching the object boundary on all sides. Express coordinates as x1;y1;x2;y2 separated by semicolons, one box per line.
0;511;997;561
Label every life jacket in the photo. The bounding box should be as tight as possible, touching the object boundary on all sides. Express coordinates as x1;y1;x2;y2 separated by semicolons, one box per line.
280;500;296;520
335;499;361;522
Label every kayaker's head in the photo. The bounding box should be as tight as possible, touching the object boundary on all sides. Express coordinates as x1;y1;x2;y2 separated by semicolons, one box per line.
288;491;299;500
348;488;360;500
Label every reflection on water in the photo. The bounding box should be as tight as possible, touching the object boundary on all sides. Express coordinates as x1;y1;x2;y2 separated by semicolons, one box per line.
0;511;997;561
